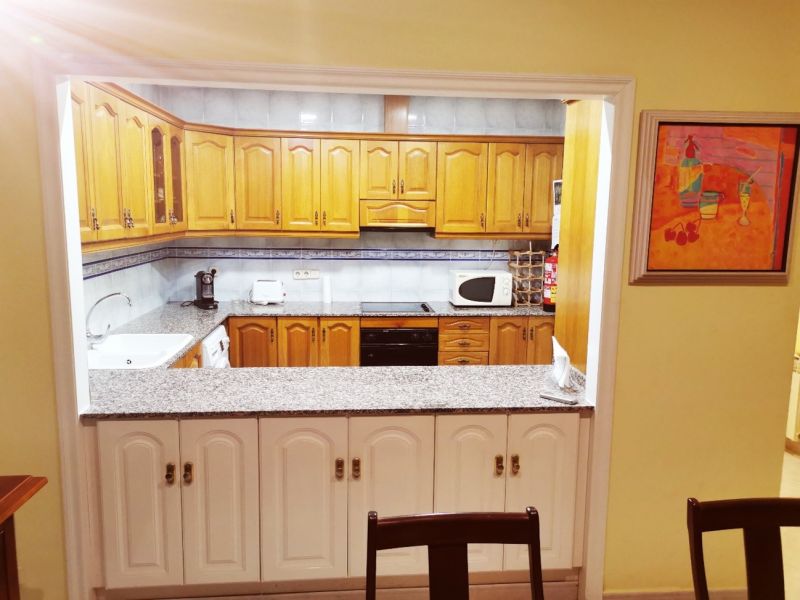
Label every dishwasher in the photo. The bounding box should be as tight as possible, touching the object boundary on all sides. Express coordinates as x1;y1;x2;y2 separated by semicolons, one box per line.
201;325;231;368
360;327;438;366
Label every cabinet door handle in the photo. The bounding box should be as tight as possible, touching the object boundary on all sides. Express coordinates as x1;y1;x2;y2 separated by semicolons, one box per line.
523;327;528;341
322;211;327;226
230;209;235;224
270;328;275;343
517;213;522;228
392;179;396;194
275;210;280;225
494;454;505;476
165;462;176;485
457;358;469;365
525;213;530;228
322;328;327;343
314;211;319;225
352;457;361;479
91;207;100;230
311;327;316;342
458;323;470;330
480;213;485;229
182;462;194;485
529;327;535;341
335;458;345;480
400;179;405;195
511;454;520;475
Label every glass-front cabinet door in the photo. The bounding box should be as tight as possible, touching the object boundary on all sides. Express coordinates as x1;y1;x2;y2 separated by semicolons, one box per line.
169;125;187;232
149;117;171;235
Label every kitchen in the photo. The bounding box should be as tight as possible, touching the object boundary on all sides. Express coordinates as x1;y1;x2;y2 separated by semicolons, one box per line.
69;80;601;598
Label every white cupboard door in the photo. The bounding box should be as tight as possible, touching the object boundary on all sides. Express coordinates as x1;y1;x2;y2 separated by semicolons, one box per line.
434;415;508;571
97;420;183;588
260;418;348;580
504;413;579;570
180;419;260;584
348;416;435;577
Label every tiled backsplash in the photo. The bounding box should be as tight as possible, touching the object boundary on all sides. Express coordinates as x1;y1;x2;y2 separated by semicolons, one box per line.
82;234;549;328
121;84;565;135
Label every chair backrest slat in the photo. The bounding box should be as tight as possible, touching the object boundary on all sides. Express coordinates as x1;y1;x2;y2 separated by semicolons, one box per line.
687;496;800;600
366;508;545;600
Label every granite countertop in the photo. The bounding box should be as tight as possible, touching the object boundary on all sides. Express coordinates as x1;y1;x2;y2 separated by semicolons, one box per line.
85;300;590;419
85;364;590;419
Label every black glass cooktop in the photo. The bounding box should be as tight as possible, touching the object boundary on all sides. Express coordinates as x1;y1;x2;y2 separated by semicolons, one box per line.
360;302;433;313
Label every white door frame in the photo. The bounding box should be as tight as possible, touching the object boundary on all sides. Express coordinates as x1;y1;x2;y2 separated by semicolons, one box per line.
31;53;635;600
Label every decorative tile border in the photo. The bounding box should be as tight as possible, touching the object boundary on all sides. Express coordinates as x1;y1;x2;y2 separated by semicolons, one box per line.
83;245;528;280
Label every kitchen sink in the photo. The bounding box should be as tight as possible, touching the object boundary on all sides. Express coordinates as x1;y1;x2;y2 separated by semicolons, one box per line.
87;333;193;370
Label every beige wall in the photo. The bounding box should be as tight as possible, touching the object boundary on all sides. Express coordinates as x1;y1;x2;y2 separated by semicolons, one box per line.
3;0;799;596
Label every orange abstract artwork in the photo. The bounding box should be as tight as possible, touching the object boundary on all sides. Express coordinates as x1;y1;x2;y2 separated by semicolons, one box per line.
647;123;799;272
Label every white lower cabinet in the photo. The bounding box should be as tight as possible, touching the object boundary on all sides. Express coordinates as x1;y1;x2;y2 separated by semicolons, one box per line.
97;412;582;590
347;415;435;576
434;415;508;571
260;417;348;580
180;419;260;584
504;413;580;570
97;419;260;589
98;420;183;589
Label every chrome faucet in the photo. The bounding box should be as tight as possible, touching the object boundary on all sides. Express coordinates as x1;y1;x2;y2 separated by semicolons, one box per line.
86;292;132;347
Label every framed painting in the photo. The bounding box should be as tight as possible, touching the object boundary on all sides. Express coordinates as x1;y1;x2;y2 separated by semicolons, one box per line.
629;110;800;284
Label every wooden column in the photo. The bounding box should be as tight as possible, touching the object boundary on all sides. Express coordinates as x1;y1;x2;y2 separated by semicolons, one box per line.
384;96;410;133
554;100;603;372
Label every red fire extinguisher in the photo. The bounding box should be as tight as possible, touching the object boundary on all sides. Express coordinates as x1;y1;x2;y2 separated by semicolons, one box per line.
543;245;558;313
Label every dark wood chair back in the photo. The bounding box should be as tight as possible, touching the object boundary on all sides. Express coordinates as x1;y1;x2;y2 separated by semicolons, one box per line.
687;496;800;600
366;507;545;600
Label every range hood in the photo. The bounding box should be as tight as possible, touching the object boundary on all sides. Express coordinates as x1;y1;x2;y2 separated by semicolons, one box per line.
359;200;435;230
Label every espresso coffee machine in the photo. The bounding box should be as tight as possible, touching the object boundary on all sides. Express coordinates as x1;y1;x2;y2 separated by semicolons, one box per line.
194;269;218;309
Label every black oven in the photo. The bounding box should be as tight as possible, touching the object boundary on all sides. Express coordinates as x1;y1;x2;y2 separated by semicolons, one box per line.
360;328;438;366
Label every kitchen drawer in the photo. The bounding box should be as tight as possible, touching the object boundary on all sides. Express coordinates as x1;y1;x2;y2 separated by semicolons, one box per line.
438;317;490;334
438;351;489;366
359;200;436;228
438;332;490;352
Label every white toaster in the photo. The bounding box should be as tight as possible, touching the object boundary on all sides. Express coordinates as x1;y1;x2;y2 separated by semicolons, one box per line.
249;280;286;304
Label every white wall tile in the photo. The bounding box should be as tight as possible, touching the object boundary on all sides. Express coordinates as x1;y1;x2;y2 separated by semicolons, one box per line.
166;86;204;122
235;89;270;128
362;95;384;132
454;98;486;133
331;93;363;131
485;99;516;132
299;93;332;130
269;91;301;129
204;88;236;125
424;97;456;133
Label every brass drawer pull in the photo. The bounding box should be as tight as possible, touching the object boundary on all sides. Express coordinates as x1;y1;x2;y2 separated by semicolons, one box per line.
529;327;535;341
275;210;280;225
525;213;530;228
183;462;193;485
230;209;235;224
511;454;520;475
522;328;527;341
270;328;275;343
392;179;396;194
457;323;470;330
457;358;470;365
322;328;327;343
322;211;327;226
165;463;176;485
352;457;361;479
494;454;504;476
335;458;344;480
311;327;316;342
400;179;405;194
314;210;319;225
517;213;522;228
457;340;470;347
480;213;485;228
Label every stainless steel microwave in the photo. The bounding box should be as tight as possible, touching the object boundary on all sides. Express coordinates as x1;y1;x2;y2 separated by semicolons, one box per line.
449;270;513;306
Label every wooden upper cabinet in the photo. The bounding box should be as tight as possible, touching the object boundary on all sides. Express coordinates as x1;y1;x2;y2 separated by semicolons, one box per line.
234;137;282;230
70;81;95;243
320;139;359;232
228;317;278;368
527;316;555;365
87;85;126;241
278;318;319;367
281;138;320;231
399;141;436;200
149;118;172;236
186;130;235;231
525;143;563;235
168;125;187;232
320;318;360;366
118;103;152;238
487;143;525;233
489;316;528;365
360;141;398;200
436;142;488;234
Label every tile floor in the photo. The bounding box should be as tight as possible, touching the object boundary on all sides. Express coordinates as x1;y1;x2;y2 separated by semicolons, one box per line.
781;451;800;597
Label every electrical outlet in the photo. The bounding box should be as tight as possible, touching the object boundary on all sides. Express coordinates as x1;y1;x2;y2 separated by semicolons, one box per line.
293;269;320;280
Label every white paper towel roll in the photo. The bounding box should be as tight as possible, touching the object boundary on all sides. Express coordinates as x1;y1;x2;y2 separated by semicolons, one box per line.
322;275;332;304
